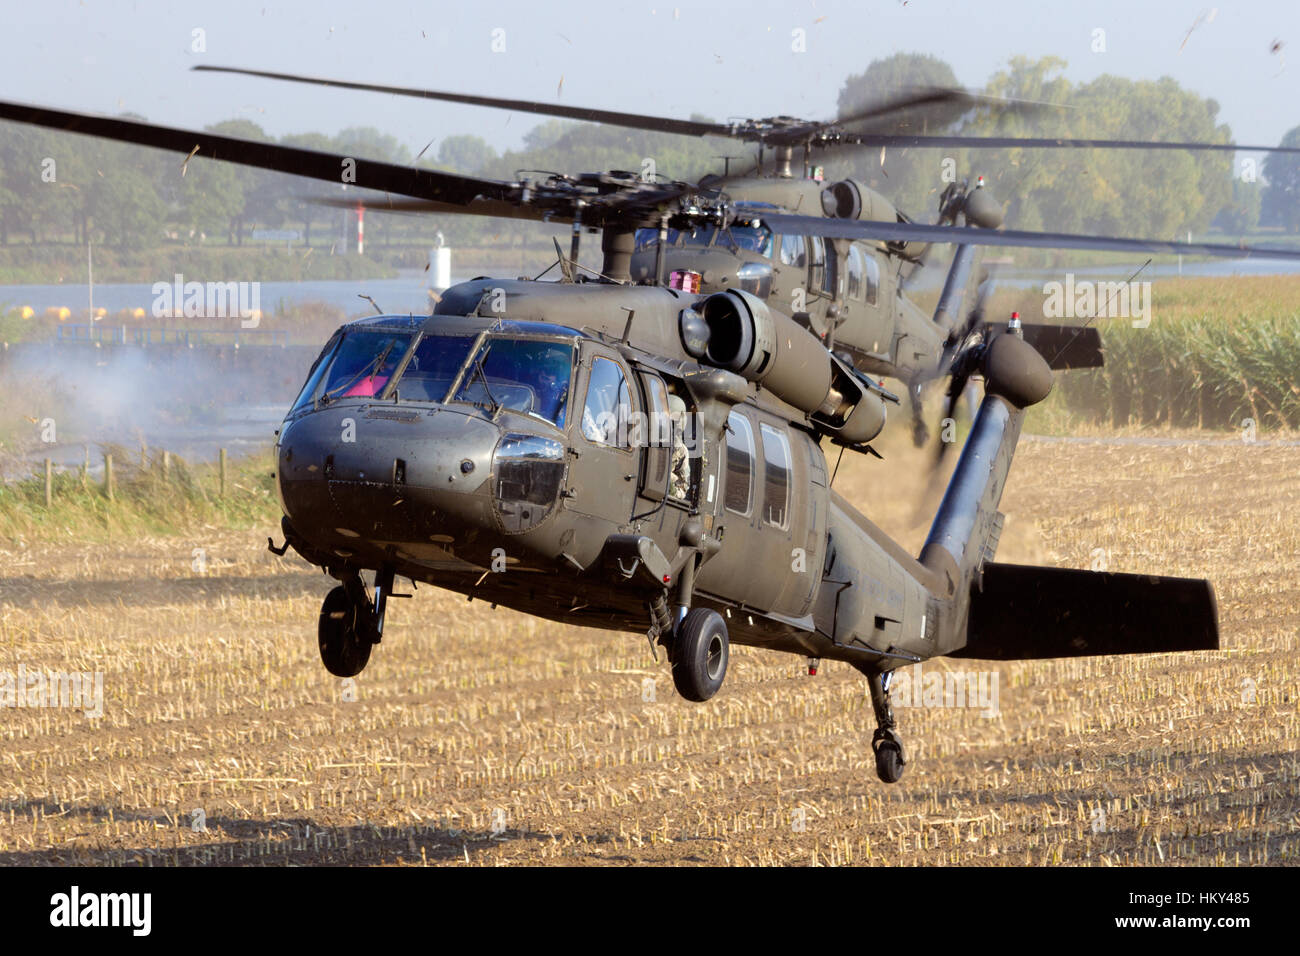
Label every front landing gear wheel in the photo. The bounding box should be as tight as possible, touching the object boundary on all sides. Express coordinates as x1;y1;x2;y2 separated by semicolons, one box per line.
318;585;372;678
670;608;729;702
872;728;906;784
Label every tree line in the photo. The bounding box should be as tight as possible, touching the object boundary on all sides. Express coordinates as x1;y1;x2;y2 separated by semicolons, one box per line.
0;54;1296;254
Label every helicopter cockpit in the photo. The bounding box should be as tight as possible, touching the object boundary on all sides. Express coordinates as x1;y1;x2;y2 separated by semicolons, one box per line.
633;221;773;258
289;320;575;430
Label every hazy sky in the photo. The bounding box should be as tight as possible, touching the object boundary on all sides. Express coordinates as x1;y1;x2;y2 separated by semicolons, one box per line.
4;0;1297;161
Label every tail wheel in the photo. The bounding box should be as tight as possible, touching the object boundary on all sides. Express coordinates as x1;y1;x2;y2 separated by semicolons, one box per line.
670;608;729;702
872;728;906;784
318;584;373;678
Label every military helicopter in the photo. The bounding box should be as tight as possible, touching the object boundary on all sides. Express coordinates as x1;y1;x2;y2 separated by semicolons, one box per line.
190;65;1300;444
5;80;1300;784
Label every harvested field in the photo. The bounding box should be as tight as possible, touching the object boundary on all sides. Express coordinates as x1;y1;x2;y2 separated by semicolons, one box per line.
0;434;1296;866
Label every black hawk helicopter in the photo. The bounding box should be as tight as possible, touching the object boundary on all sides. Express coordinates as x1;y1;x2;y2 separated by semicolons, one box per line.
191;65;1300;445
5;72;1300;783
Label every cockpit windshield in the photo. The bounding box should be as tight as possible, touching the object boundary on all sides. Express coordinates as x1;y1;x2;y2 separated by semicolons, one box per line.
290;328;575;427
291;329;414;412
449;336;574;427
635;227;680;250
386;333;477;401
636;223;773;257
729;222;773;257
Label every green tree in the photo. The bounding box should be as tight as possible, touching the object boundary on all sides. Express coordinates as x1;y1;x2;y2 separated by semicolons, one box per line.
178;155;245;243
207;119;281;244
280;132;339;246
1215;178;1261;234
1263;126;1300;233
959;58;1233;240
829;52;964;219
85;161;166;249
436;134;498;173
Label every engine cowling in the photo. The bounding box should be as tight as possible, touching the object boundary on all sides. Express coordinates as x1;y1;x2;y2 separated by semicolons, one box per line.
820;179;897;223
820;178;925;259
681;289;887;444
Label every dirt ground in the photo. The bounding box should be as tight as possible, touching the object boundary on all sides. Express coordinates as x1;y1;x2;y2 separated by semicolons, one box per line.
0;434;1296;866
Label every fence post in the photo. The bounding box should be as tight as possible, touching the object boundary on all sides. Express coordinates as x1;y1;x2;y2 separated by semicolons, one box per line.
104;454;114;501
162;449;170;481
44;458;52;508
219;448;227;498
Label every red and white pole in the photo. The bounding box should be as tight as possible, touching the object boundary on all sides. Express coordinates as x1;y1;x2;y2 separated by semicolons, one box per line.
356;203;365;256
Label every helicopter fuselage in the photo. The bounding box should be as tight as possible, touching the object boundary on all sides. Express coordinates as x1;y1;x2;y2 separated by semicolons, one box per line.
626;175;944;389
274;280;946;667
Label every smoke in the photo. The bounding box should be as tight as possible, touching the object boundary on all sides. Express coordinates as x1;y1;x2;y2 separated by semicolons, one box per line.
0;342;321;477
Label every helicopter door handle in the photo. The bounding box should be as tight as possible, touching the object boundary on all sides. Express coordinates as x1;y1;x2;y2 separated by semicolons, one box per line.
624;474;635;481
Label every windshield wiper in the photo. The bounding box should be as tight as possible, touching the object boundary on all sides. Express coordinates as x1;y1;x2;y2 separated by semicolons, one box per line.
471;354;502;418
320;339;398;406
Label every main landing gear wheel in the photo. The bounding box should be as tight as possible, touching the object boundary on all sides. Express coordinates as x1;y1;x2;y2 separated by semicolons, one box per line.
860;667;906;783
872;728;906;784
670;608;729;702
318;584;373;678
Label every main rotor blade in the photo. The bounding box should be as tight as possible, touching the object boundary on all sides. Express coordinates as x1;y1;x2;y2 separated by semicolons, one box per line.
193;66;1300;168
0;98;543;223
832;87;1061;134
751;210;1300;261
193;64;733;139
197;66;1060;148
836;132;1300;154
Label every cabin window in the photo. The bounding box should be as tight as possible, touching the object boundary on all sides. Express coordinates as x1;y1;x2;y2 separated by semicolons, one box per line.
810;235;833;295
640;374;670;445
779;233;806;268
847;245;865;300
724;410;754;515
847;246;879;306
759;423;791;530
863;252;879;305
581;356;632;447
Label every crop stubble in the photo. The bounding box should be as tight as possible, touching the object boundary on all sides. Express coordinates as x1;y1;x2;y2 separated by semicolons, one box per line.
0;436;1296;866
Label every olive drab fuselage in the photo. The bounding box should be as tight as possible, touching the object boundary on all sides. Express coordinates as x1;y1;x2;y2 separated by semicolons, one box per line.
627;175;945;389
275;278;941;669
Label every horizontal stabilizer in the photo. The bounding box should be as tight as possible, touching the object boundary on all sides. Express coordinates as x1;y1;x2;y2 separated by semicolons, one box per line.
979;323;1103;370
952;562;1218;660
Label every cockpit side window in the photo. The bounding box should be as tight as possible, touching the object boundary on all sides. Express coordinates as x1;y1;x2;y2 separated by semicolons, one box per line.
581;356;633;448
779;234;807;268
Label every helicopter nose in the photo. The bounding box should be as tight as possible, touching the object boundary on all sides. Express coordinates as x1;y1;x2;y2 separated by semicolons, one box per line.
277;404;500;553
